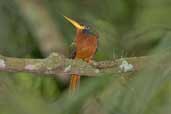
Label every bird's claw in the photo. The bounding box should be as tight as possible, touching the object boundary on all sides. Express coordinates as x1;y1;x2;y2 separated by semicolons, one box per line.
88;60;97;66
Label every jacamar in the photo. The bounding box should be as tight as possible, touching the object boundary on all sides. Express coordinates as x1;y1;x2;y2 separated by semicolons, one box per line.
64;16;98;93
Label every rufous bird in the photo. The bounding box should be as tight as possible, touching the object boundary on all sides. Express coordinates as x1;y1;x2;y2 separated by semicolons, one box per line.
63;15;98;93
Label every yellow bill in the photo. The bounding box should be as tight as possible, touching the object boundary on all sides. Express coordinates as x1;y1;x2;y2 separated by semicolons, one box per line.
63;15;85;30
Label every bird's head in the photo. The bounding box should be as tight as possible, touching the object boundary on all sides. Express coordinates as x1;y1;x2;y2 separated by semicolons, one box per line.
63;15;96;36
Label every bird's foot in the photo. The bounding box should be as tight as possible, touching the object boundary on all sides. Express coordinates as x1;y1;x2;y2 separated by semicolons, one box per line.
88;60;97;66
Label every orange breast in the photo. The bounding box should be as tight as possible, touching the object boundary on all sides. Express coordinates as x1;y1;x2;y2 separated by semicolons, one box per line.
75;31;97;60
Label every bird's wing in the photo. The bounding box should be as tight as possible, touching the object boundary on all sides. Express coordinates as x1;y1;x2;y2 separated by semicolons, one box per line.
95;35;99;53
69;41;76;59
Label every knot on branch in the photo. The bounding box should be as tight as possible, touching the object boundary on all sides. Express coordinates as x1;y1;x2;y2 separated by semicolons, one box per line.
44;53;65;71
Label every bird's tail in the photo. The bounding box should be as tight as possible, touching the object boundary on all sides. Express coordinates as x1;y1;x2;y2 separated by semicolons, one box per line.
69;74;80;94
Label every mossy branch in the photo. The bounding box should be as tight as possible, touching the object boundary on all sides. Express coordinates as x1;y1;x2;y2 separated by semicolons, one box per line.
0;53;150;77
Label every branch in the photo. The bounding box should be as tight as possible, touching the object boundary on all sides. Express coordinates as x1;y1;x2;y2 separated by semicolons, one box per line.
0;53;150;78
15;0;68;55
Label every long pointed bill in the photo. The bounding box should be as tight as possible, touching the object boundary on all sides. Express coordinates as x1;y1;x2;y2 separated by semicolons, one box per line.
63;15;85;30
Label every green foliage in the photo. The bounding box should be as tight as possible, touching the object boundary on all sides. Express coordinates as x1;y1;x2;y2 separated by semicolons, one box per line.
0;0;171;114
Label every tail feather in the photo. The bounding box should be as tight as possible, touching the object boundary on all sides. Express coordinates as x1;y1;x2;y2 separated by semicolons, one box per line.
69;74;80;93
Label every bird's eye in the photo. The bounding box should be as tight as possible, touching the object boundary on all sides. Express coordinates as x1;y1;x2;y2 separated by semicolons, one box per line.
85;26;90;30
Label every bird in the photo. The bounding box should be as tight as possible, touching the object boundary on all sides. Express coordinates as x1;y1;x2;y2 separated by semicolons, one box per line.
63;15;98;93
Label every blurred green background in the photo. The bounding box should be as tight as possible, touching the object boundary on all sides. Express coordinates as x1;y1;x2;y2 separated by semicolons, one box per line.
0;0;171;114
